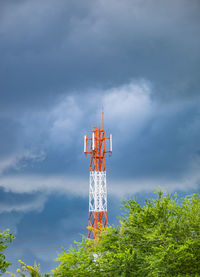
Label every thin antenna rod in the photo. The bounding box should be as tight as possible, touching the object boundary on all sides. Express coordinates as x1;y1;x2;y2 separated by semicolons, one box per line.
102;110;104;130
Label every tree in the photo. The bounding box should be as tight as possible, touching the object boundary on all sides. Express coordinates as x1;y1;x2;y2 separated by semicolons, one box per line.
0;229;14;275
53;191;200;276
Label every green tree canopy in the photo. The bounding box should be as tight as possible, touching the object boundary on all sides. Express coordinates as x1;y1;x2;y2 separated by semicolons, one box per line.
53;191;200;277
0;229;14;275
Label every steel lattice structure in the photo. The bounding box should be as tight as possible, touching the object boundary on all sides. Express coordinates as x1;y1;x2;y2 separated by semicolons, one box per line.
84;113;112;239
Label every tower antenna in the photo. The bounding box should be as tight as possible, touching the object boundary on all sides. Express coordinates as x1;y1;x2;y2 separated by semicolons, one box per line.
84;113;112;239
102;109;104;130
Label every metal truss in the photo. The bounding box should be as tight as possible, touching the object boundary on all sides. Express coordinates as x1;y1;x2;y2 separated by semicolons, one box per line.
89;171;107;212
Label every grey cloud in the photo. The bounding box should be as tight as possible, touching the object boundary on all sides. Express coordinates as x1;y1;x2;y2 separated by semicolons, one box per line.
0;212;22;235
0;117;46;175
5;193;88;273
109;95;200;184
0;0;199;112
1;80;199;184
0;188;47;213
0;150;45;176
127;99;200;178
0;117;22;157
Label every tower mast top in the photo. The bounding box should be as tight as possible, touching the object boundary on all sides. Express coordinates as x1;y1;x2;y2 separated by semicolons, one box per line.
84;113;112;172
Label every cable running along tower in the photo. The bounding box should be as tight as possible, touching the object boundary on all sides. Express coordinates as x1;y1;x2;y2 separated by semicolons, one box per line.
84;113;112;239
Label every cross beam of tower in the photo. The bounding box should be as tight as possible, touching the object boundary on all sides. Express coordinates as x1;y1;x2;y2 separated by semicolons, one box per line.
84;113;112;239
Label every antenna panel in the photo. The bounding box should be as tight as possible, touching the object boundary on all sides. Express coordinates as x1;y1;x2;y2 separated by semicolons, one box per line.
92;132;95;151
110;134;112;152
84;135;87;153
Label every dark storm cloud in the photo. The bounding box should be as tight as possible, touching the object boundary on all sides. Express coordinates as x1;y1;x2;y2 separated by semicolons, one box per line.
5;194;88;273
112;98;200;180
1;82;199;192
0;188;47;213
0;0;199;112
0;117;22;157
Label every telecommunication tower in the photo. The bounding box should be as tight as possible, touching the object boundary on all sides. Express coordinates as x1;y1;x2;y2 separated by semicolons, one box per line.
84;113;112;239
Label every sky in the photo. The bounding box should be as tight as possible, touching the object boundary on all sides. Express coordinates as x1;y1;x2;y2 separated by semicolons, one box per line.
0;0;200;274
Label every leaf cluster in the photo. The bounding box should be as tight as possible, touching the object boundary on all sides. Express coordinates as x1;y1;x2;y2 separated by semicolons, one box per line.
0;229;14;275
7;260;50;277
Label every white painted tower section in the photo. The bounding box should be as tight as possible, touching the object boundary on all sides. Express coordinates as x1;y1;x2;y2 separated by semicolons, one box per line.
89;171;107;212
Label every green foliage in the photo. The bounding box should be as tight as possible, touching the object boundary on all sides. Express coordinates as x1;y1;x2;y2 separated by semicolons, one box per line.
6;260;51;277
0;229;14;275
53;191;200;276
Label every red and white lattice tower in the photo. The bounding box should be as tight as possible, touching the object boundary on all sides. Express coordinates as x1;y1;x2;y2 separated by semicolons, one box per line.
84;112;112;239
